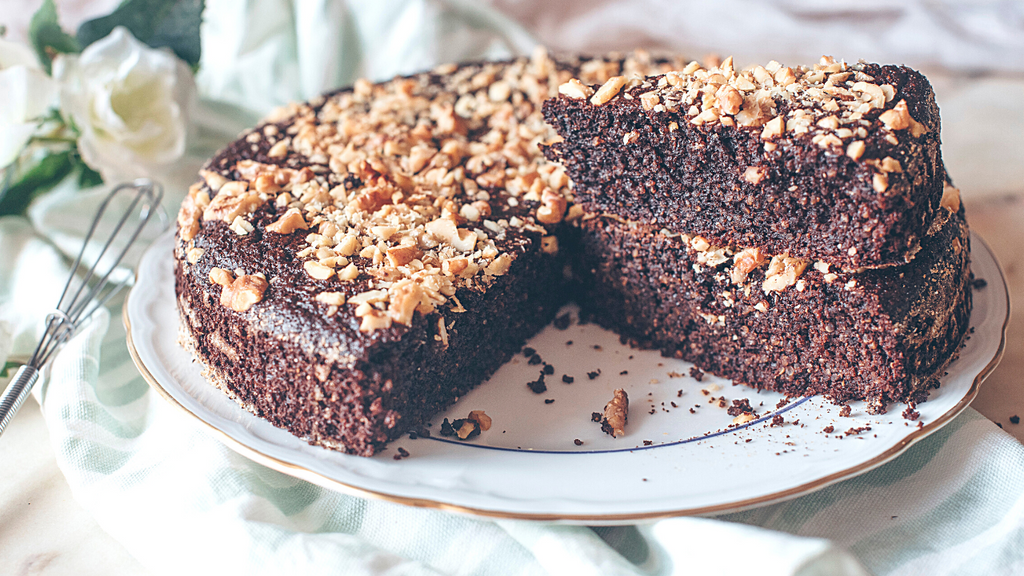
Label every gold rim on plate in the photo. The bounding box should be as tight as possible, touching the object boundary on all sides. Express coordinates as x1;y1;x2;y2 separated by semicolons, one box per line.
123;234;1010;523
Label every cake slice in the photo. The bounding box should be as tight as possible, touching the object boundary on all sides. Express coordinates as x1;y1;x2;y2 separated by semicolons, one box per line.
570;201;971;411
544;56;946;269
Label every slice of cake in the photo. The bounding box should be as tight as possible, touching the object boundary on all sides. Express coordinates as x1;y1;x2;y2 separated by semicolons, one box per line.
174;51;678;456
543;56;945;269
570;199;971;412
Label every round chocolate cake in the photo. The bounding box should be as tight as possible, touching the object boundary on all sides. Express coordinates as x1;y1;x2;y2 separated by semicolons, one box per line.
175;50;971;456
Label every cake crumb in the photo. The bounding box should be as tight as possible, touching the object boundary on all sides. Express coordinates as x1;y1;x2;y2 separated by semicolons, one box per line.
643;440;653;446
727;398;754;416
1011;415;1021;425
574;439;583;446
823;425;835;434
562;375;575;384
901;407;920;421
689;367;705;381
545;398;555;404
972;278;987;289
839;405;852;417
393;447;410;460
667;371;685;378
527;374;547;394
771;415;785;427
587;369;601;380
553;313;572;330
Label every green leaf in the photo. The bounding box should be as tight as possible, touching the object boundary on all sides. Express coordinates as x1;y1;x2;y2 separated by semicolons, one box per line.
0;151;75;217
28;0;80;74
76;0;204;67
76;158;104;189
1;361;20;378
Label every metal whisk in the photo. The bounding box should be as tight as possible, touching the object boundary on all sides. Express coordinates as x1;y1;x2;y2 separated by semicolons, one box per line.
0;179;163;437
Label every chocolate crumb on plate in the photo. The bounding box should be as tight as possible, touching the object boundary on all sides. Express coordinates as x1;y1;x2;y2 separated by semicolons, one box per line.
553;313;572;330
1011;415;1020;425
689;367;705;382
562;374;575;384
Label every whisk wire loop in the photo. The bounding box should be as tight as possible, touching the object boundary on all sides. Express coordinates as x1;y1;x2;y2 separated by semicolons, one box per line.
0;179;163;437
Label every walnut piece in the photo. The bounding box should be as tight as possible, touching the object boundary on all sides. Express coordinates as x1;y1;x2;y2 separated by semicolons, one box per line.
558;79;594;100
730;247;767;284
210;269;268;313
177;183;210;242
940;182;961;213
266;209;308;234
203;181;265;223
600;389;628;438
762;254;809;293
468;410;492;431
590;76;626;106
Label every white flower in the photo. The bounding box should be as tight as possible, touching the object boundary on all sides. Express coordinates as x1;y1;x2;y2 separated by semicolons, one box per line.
54;27;195;182
0;38;58;168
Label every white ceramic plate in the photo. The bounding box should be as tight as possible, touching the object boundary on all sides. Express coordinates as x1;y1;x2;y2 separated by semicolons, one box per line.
125;230;1008;524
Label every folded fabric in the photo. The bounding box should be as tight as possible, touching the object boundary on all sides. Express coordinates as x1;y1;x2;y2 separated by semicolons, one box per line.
3;169;1024;576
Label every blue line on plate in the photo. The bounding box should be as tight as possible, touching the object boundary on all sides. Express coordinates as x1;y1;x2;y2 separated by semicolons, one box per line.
422;396;813;454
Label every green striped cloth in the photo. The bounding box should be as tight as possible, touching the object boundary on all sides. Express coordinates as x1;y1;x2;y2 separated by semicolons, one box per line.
2;169;1023;576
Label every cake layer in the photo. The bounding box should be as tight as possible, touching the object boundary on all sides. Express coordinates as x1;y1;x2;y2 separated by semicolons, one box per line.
571;207;972;410
544;57;946;269
174;51;679;455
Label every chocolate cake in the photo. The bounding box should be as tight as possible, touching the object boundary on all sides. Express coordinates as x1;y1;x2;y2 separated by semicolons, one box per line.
543;56;945;269
174;50;684;456
571;204;971;412
175;51;971;456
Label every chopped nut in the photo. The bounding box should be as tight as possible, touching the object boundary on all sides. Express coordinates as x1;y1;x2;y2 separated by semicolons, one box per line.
266;209;308;234
743;166;765;185
558;78;594;100
186;247;205;264
338;263;360;281
536;189;567;224
200;170;228;192
315;292;346;306
467;410;492;431
386;245;423;267
762;254;809;293
540;235;559;255
267;140;289;158
209;267;234;287
761;116;785;140
220;274;269;313
600;389;628;438
304;260;335;280
716;85;743;115
880;157;903;173
846;140;866;161
732;413;757;425
940;182;961;213
731;247;767;284
485;254;512;276
590;76;627;106
873;172;889;193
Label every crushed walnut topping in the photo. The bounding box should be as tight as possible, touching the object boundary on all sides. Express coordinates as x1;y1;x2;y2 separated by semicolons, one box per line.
562;55;930;192
180;51;678;332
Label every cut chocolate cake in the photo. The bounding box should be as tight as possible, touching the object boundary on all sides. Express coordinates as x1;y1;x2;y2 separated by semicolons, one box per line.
571;204;971;412
174;51;683;456
175;51;971;456
543;56;945;269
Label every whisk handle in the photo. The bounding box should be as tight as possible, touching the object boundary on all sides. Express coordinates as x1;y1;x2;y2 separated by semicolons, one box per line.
0;365;40;437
